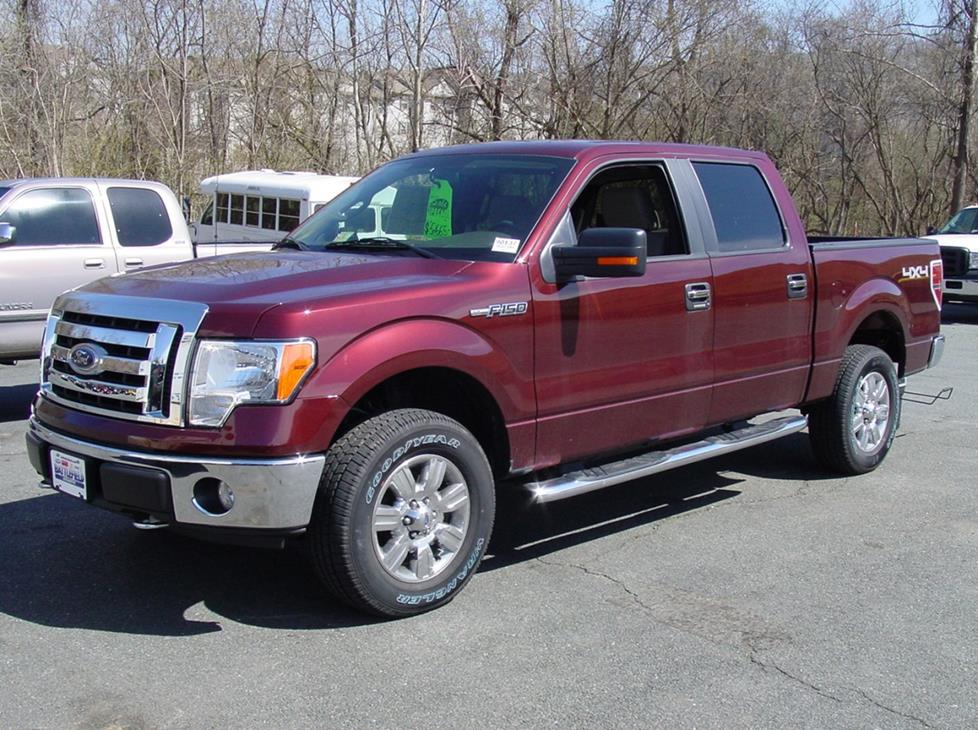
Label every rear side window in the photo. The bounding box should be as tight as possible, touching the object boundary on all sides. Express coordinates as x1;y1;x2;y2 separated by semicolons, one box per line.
693;162;784;252
107;187;173;246
1;187;101;246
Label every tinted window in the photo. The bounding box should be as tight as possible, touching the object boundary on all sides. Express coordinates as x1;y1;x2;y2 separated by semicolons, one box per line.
246;196;260;226
200;201;213;226
0;187;10;200
216;193;229;223
278;198;300;231
107;187;173;246
2;187;101;246
693;162;784;252
229;194;244;225
261;197;277;230
571;164;687;257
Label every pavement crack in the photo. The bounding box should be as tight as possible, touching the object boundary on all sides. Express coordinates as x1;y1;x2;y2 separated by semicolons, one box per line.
853;688;934;728
534;556;657;613
748;652;844;703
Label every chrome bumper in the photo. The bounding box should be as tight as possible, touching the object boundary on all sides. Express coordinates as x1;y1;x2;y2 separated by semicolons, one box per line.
29;418;324;530
928;334;946;369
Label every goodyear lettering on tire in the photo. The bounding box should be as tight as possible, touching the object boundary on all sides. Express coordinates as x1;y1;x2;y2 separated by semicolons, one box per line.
365;434;461;504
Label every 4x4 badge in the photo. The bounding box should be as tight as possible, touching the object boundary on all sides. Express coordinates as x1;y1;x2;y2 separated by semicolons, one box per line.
469;302;529;318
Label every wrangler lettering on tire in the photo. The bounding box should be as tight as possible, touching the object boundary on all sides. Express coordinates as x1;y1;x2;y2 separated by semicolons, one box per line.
308;408;494;617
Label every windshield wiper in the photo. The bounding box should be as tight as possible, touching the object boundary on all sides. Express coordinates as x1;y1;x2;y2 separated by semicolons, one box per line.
273;236;309;251
326;237;442;259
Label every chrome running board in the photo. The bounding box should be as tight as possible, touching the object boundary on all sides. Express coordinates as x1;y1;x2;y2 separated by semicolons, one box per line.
526;415;808;503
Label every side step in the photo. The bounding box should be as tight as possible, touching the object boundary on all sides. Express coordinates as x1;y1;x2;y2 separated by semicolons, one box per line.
526;415;808;503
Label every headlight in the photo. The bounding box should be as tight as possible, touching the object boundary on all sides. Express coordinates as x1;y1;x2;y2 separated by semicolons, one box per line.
188;339;316;427
970;251;978;270
39;310;60;384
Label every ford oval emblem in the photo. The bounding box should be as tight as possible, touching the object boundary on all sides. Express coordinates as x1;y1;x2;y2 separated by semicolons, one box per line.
68;343;107;376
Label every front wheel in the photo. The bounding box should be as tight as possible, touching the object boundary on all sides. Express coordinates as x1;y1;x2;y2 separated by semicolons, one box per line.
308;409;495;617
808;344;901;475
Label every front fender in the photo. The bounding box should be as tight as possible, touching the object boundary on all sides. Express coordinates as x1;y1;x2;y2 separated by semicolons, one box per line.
299;317;534;429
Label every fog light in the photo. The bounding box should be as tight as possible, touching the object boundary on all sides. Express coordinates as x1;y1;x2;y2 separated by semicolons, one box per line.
218;482;235;511
193;477;235;516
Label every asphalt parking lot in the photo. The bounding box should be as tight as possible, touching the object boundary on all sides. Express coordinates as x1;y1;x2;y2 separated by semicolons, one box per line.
1;305;976;729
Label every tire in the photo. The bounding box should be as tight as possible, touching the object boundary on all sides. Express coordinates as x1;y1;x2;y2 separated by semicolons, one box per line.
308;408;495;617
808;344;901;475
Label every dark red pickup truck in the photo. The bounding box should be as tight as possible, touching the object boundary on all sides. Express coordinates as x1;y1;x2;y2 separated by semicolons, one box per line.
26;141;944;616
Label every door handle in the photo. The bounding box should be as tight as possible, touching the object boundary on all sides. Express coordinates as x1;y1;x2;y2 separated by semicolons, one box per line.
125;257;144;268
83;258;104;269
787;273;808;299
685;282;712;311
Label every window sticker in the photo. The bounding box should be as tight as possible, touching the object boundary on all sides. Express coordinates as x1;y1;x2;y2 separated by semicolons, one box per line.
424;179;453;238
491;237;521;254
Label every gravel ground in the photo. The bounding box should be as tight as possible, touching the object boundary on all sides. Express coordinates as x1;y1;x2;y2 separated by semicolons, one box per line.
1;304;975;729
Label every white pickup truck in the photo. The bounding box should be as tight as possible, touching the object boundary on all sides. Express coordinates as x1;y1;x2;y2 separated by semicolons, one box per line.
0;178;268;362
926;205;978;303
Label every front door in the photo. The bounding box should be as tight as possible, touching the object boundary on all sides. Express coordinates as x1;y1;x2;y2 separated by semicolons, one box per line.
531;160;715;466
0;185;120;357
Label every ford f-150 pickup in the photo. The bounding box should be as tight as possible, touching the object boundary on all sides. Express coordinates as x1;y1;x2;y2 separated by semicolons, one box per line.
25;141;945;617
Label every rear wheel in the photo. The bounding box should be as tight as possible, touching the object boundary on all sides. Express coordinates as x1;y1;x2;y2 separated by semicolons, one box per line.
308;408;494;617
808;344;900;475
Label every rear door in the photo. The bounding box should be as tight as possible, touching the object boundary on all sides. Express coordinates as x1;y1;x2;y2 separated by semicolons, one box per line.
103;184;193;269
687;159;814;424
0;184;119;356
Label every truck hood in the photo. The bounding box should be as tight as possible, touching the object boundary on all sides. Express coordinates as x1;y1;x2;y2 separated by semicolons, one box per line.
80;251;473;336
923;233;978;252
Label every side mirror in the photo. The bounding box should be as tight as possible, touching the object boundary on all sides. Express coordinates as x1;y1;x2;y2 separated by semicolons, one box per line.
552;227;647;280
0;222;15;245
182;196;192;223
926;225;937;235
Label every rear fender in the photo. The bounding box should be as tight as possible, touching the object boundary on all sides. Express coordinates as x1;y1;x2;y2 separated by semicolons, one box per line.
838;278;910;352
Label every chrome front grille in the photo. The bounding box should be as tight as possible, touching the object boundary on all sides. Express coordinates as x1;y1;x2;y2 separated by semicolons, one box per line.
41;292;208;426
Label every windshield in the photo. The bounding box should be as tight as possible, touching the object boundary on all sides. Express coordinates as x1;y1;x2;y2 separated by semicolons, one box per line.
286;154;574;262
937;207;978;234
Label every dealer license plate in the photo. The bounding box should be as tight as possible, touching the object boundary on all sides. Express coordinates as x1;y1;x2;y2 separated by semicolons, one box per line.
50;449;87;500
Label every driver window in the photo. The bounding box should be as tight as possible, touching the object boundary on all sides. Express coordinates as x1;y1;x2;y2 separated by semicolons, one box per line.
570;165;687;257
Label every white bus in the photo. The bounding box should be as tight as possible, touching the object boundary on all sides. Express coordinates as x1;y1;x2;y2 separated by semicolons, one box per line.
191;170;359;243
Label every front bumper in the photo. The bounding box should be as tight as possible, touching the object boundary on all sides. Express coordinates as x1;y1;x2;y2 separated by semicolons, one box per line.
27;417;325;531
943;276;978;300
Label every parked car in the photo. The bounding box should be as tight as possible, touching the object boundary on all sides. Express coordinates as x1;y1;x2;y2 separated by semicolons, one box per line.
0;178;271;362
924;205;978;302
192;169;358;244
25;141;944;618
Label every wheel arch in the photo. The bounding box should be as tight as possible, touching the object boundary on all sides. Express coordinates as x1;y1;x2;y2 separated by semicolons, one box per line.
301;319;529;477
847;308;907;376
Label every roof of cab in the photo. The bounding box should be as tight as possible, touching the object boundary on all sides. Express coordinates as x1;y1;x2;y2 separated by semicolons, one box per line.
0;177;172;188
406;139;770;163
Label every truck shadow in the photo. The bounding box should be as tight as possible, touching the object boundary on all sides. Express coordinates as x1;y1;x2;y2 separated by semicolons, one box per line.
485;432;828;570
0;383;36;423
0;436;827;635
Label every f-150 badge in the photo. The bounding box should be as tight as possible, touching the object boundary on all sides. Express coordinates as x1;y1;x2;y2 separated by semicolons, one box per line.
469;301;529;318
